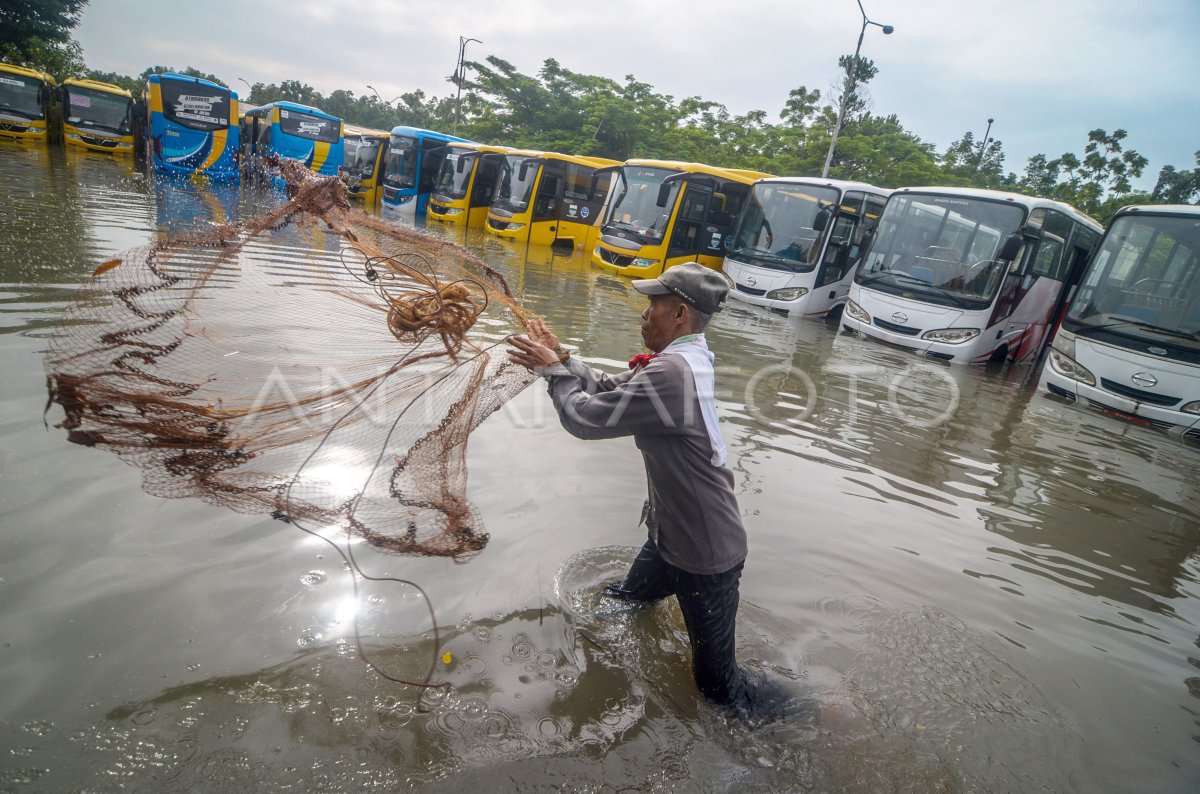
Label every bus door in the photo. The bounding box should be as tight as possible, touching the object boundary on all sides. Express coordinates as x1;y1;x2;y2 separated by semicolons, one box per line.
667;178;716;263
813;191;877;302
996;208;1076;360
470;153;503;209
579;165;620;250
532;160;563;239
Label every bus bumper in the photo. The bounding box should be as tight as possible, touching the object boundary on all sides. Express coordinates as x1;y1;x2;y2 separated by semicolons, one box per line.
1039;346;1200;437
64;133;134;154
840;313;974;364
427;201;467;225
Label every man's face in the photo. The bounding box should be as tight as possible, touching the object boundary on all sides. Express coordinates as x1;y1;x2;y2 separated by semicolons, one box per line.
641;294;686;352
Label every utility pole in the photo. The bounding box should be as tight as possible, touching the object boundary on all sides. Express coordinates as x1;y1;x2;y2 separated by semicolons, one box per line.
821;0;893;178
452;36;481;135
975;117;995;175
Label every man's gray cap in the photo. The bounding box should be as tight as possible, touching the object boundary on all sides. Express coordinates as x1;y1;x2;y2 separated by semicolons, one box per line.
631;262;729;315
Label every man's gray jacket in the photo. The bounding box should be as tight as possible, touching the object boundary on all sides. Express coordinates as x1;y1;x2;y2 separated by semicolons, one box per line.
541;352;747;576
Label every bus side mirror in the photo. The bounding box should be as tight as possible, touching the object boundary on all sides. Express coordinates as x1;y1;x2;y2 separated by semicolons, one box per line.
456;157;466;173
998;232;1023;262
519;161;529;180
813;206;832;233
656;182;672;207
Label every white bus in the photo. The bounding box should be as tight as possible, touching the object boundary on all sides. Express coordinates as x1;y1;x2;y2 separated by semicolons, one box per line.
842;187;1103;364
1040;204;1200;438
722;178;890;319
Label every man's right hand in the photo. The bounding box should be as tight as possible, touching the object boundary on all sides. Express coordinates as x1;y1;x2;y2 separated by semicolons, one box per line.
526;317;560;350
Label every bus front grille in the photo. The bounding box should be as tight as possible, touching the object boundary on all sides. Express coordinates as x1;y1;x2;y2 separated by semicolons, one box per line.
598;248;634;267
872;317;922;336
1099;378;1181;407
735;283;767;297
487;217;508;231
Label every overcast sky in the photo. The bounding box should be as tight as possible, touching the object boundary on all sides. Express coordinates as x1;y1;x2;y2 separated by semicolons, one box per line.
76;0;1198;189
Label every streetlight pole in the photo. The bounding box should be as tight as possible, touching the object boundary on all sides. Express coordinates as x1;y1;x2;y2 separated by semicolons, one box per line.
975;117;995;174
821;0;894;178
366;84;384;104
237;77;253;100
452;36;481;135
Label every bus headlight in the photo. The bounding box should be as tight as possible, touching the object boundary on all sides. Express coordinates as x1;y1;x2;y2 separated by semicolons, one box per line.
631;257;658;268
844;299;871;324
1181;401;1200;415
922;327;980;344
65;133;82;141
766;287;808;301
504;222;525;231
1048;348;1096;386
1051;329;1076;359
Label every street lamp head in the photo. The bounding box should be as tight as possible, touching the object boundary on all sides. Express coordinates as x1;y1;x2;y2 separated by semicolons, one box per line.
987;117;995;124
881;24;894;34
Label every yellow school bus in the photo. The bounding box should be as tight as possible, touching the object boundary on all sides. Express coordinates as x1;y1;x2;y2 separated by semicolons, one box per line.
485;150;621;247
591;160;772;278
0;62;55;142
340;123;390;206
428;142;512;229
60;78;136;154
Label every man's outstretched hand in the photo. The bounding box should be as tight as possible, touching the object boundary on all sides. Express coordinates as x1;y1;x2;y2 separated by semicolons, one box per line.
526;317;560;350
506;333;562;370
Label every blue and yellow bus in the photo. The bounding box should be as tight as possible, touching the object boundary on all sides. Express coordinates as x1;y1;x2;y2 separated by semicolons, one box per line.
380;126;470;215
485;150;621;248
146;73;239;180
240;101;343;179
340;123;390;206
427;142;512;229
0;62;55;143
60;78;135;154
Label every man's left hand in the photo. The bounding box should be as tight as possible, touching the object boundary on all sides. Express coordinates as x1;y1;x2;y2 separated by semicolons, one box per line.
506;334;562;370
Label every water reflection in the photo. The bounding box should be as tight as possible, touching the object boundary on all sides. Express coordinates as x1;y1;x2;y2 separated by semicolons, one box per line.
2;141;1199;790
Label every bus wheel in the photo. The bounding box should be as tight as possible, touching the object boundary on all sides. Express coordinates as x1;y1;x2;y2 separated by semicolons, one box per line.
986;345;1009;366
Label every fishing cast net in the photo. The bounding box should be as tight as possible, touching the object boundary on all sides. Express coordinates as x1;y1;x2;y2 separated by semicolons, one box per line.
46;162;542;561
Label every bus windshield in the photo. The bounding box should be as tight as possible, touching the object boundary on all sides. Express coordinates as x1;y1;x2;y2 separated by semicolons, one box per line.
160;79;230;132
65;86;131;134
1065;213;1200;347
0;73;45;120
278;109;338;143
494;156;542;212
856;194;1023;309
433;151;477;199
343;137;382;179
383;135;417;189
604;167;681;242
730;183;841;272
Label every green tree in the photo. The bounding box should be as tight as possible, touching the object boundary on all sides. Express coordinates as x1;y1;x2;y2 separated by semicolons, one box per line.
1018;129;1149;219
0;0;88;79
1151;151;1200;204
939;131;1006;188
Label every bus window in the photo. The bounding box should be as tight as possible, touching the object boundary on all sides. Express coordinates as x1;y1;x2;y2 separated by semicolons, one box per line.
278;109;338;143
1028;210;1072;280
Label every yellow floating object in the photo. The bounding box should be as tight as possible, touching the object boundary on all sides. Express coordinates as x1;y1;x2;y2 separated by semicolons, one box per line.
442;651;452;665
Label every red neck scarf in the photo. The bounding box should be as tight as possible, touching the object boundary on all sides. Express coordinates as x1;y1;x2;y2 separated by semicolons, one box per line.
628;352;659;370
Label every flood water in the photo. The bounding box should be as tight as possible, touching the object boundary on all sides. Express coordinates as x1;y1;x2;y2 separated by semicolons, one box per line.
1;142;1198;792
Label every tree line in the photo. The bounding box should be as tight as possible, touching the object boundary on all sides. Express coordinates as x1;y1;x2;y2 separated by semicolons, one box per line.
5;0;1198;221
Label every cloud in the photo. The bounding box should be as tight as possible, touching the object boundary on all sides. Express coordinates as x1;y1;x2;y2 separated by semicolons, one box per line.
73;0;1199;184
